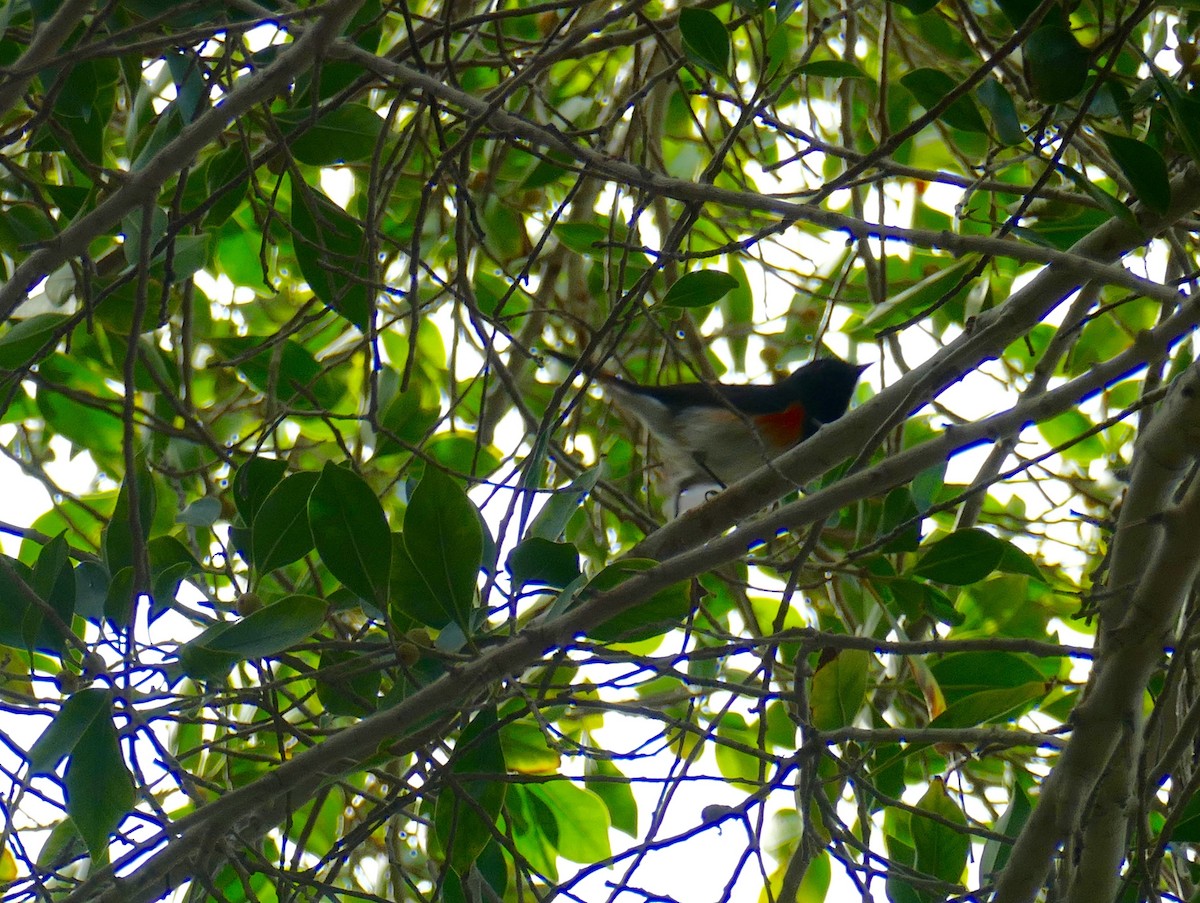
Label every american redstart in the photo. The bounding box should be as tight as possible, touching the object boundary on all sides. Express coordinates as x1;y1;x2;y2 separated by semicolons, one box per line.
597;358;866;515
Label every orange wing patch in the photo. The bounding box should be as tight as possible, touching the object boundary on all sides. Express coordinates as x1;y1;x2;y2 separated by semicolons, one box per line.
754;403;806;450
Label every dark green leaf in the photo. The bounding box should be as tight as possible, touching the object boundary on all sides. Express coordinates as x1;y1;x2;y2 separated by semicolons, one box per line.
1140;53;1200;164
912;528;1005;585
279;103;384;165
911;461;945;513
930;651;1045;704
890;578;964;626
211;337;345;411
391;469;483;630
434;706;507;875
927;681;1047;728
661;270;740;309
507;538;581;591
678;8;729;76
996;0;1041;26
177;497;221;527
28;688;110;775
879;488;921;553
0;313;70;369
202;144;250;226
291;180;371;330
526;466;599;541
233;455;289;524
316;646;382;717
308;462;391;605
1024;26;1089;103
858;258;975;333
64;698;134;859
1054;162;1136;226
584;560;691;642
202;594;327;657
899;68;988;133
798;60;869;79
553;222;606;255
74;561;108;621
1100;130;1171;214
977;78;1024;145
251;471;319;574
102;456;156;581
997;542;1045;582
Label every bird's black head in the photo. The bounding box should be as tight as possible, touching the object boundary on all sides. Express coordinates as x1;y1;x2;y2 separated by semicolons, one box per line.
783;358;867;426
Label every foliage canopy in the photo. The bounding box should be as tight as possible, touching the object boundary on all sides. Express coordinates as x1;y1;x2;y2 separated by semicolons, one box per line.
2;1;1200;902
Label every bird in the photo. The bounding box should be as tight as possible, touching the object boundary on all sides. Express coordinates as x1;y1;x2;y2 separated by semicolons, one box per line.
598;357;867;515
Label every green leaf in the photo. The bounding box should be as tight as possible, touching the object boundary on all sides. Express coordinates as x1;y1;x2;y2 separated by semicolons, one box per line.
1054;162;1135;227
64;697;134;859
892;0;940;13
506;538;581;591
584;560;691;643
1037;408;1105;463
980;783;1032;879
810;649;870;730
996;0;1041;25
251;471;319;575
899;68;987;133
911;462;945;514
526;466;599;541
553;222;606;255
0;314;70;369
391;469;483;630
316;646;382;717
584;758;638;837
1140;53;1200;164
661;270;740;308
929;651;1045;704
857;258;975;333
291;180;371;330
434;706;507;876
912;779;968;886
102;456;156;582
912;528;1005;585
889;578;964;626
199;594;328;658
499;720;561;775
278;103;384;165
722;256;753;370
29;531;74;652
1024;26;1089;104
177;496;221;527
308;462;391;605
28;688;111;775
527;782;612;863
1099;131;1171;214
977;78;1024;145
879;488;921;553
678;8;730;76
927;681;1047;728
232;456;289;524
202;144;250;227
997;542;1045;582
797;60;869;79
211;337;345;411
